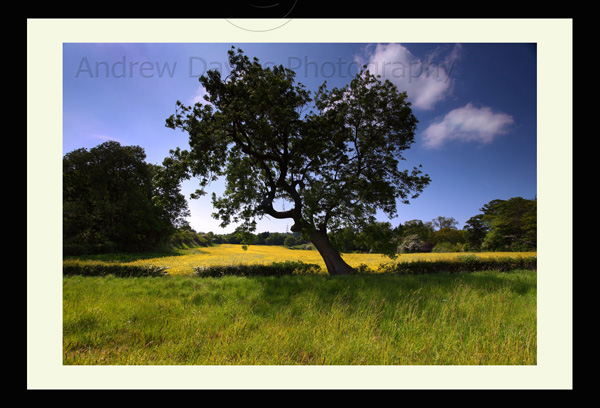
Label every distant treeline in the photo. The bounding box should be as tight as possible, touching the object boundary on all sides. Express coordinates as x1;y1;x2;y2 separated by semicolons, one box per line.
176;196;537;254
340;197;536;253
170;227;311;249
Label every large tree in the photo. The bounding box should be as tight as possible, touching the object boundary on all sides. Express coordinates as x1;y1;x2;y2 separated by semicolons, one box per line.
463;214;488;251
166;47;430;274
481;197;537;251
63;141;189;254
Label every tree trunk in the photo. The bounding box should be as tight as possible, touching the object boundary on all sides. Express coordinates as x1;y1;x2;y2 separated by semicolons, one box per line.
309;230;355;276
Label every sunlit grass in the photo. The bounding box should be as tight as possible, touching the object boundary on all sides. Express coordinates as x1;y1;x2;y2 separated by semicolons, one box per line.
63;245;536;365
63;270;536;365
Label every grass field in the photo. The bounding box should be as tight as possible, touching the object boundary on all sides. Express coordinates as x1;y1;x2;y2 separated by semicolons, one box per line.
74;244;536;276
63;245;536;365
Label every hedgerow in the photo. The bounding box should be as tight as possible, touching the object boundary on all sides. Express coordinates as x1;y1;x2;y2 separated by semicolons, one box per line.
362;255;537;275
63;260;170;277
193;260;323;277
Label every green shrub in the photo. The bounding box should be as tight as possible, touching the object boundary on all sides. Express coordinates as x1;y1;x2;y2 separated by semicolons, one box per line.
193;260;322;277
63;260;170;277
376;255;536;275
284;236;298;247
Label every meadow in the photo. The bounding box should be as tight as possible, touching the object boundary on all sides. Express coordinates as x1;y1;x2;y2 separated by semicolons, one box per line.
68;243;536;276
63;245;536;365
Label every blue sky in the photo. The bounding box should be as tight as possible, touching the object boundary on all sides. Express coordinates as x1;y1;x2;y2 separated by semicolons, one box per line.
63;42;537;234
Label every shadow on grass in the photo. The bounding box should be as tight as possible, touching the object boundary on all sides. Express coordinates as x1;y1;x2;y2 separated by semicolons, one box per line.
247;270;537;316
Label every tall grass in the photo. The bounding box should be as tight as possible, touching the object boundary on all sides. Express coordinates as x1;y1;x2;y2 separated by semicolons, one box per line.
63;269;536;365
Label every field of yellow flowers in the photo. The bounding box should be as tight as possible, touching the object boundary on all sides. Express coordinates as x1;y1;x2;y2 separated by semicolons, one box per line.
126;244;536;276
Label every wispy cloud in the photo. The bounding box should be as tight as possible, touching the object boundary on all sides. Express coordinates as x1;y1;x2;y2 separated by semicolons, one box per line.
356;43;462;110
90;133;125;144
191;85;211;105
422;103;514;148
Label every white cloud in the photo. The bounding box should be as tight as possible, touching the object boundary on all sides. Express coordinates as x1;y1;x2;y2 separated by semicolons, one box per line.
422;103;514;148
357;43;461;110
190;85;211;105
90;133;125;144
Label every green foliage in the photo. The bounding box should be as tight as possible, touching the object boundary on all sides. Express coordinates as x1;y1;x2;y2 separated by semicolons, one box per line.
330;222;398;256
376;255;536;275
432;227;465;245
63;260;169;277
193;260;322;277
284;235;298;247
169;226;214;249
431;216;458;230
400;219;434;251
398;234;428;254
63;141;189;255
431;241;462;253
393;200;536;254
265;232;286;246
182;194;535;256
479;197;537;251
166;47;430;273
431;228;466;252
463;214;488;251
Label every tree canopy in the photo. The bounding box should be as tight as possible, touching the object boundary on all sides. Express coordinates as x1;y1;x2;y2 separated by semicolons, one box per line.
63;141;189;255
166;47;431;275
479;197;537;251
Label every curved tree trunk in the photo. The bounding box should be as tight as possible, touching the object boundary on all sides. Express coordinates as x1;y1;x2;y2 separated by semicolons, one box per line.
309;230;354;276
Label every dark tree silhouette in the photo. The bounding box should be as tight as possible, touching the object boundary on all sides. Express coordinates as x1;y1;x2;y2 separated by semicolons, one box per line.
166;47;430;275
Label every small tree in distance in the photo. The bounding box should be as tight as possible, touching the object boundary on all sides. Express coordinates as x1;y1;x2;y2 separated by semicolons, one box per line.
284;235;298;248
166;47;430;275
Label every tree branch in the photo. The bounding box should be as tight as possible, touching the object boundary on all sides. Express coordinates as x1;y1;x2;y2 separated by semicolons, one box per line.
260;190;295;220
